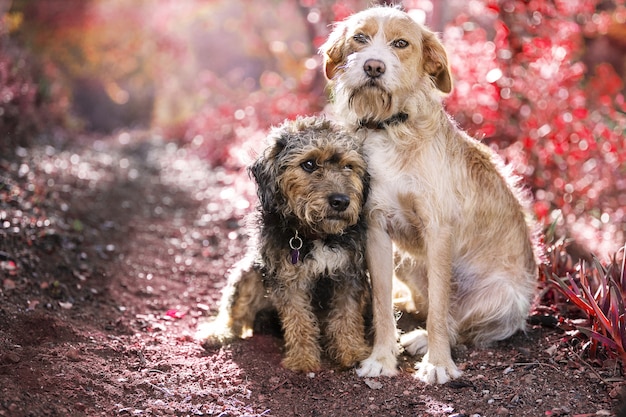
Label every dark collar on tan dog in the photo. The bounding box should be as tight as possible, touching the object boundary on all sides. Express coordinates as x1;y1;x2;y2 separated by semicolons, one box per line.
359;112;408;130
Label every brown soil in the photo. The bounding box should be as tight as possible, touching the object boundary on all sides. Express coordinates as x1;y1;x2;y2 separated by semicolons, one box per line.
0;132;624;417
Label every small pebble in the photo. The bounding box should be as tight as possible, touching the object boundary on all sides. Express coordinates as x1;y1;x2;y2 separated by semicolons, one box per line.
496;406;510;415
66;348;81;362
2;352;21;364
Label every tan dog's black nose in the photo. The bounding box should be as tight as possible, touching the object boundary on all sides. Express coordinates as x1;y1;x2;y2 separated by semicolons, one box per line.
328;193;350;212
363;59;386;78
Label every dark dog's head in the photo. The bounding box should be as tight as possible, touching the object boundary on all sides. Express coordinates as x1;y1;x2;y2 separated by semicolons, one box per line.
250;116;368;236
319;6;451;126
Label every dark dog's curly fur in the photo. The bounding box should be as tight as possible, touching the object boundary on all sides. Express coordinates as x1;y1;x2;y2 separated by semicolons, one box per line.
203;116;371;372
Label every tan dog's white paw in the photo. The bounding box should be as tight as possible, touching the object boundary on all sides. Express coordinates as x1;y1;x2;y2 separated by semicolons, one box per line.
414;353;462;384
356;352;398;377
400;328;429;356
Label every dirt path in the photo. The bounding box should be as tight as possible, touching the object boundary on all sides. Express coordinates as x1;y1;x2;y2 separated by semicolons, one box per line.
0;132;623;416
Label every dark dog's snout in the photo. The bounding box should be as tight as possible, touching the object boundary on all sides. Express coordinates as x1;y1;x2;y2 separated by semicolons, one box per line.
328;193;351;212
363;59;386;78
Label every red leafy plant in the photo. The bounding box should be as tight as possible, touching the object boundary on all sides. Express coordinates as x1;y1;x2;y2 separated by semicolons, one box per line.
443;0;626;256
546;242;626;368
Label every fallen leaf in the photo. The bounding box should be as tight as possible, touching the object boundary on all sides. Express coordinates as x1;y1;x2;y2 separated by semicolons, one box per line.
3;279;16;290
165;309;187;319
1;260;18;275
545;344;558;356
364;378;383;390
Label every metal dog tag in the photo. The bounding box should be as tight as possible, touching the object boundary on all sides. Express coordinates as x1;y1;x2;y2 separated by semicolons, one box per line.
290;248;300;265
289;231;303;265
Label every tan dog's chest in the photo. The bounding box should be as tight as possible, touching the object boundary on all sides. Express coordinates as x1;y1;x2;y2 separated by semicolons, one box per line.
363;131;459;249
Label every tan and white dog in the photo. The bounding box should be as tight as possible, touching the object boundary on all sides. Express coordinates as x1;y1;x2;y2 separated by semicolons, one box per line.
320;5;540;384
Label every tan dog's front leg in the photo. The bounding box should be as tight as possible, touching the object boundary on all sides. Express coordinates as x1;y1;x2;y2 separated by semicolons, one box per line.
277;290;322;373
415;227;462;384
357;224;399;377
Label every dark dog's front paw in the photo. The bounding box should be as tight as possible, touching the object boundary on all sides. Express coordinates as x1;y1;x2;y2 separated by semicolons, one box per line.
282;349;321;373
335;344;371;369
197;316;245;349
202;332;235;350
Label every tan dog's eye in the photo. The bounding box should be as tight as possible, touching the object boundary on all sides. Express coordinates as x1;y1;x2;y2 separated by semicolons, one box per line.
301;160;318;173
392;39;409;49
353;34;368;44
343;164;353;171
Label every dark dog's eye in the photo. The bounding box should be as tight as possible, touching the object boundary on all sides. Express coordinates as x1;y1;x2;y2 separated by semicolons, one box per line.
392;39;409;49
301;160;317;173
353;33;368;44
343;164;353;171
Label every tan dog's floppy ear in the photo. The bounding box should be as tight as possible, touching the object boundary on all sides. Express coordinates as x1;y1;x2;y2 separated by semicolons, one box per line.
423;32;452;93
319;24;347;80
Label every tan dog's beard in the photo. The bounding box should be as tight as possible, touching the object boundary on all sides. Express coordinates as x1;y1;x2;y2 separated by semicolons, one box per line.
347;83;394;122
344;81;395;124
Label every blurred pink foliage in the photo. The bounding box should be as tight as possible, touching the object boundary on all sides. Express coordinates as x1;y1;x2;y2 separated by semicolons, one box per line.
443;0;626;255
180;71;324;168
0;13;69;147
176;0;370;168
4;0;626;255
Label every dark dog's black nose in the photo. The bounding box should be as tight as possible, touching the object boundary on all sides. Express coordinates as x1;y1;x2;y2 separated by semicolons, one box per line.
363;59;386;78
328;194;350;212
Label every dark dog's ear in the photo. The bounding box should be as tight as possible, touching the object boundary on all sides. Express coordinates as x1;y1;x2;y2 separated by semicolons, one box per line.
361;170;371;206
319;23;347;80
248;137;286;214
422;31;452;94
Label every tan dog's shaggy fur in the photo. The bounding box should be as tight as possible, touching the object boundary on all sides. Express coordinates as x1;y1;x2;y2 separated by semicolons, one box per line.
320;6;540;384
203;117;371;372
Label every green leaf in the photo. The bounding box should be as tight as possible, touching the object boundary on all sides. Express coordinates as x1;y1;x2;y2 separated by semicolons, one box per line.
72;219;84;232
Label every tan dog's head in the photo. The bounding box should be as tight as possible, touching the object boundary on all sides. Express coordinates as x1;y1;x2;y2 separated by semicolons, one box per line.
320;6;451;126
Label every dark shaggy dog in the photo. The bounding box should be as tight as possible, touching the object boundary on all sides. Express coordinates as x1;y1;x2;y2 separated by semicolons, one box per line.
203;116;371;372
